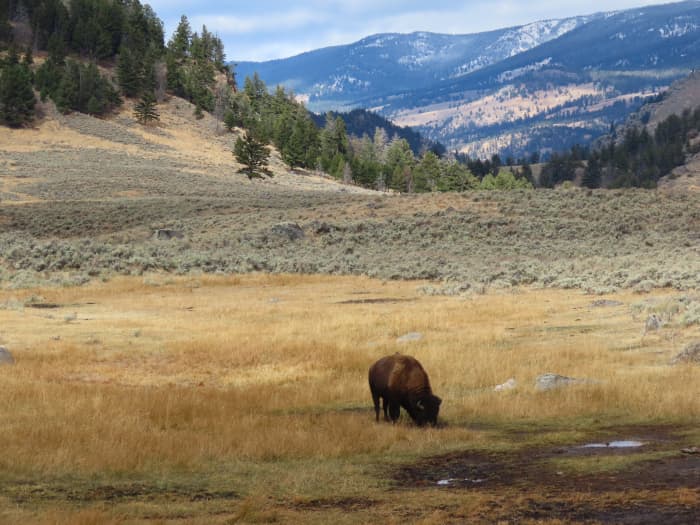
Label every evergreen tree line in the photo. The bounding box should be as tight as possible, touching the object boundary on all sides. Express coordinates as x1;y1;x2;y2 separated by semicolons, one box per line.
311;108;445;158
165;14;230;113
226;73;533;191
540;107;700;188
0;3;229;125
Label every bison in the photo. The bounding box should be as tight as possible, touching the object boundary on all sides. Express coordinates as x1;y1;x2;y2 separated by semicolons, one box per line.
368;353;441;426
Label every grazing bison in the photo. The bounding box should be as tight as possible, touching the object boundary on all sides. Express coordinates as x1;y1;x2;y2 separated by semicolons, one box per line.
368;353;441;426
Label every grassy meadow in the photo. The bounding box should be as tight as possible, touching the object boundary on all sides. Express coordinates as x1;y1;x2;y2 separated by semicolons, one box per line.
1;98;699;523
0;274;698;523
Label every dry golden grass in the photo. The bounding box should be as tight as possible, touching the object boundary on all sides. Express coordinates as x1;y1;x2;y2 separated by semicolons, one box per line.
0;274;698;523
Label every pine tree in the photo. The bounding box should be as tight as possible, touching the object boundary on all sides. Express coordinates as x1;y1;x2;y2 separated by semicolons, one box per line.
319;114;349;174
234;131;272;180
168;15;191;62
117;46;141;97
582;154;602;188
0;0;11;47
223;109;237;131
133;91;159;124
385;139;415;191
0;51;36;127
414;151;441;192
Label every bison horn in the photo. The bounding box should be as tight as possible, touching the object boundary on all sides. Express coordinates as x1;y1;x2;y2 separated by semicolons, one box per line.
416;400;424;410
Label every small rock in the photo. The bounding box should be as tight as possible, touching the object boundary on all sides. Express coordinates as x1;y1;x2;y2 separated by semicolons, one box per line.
397;332;423;343
271;222;304;241
0;346;15;366
494;378;517;391
154;229;184;240
591;299;624;308
671;341;700;364
536;373;584;391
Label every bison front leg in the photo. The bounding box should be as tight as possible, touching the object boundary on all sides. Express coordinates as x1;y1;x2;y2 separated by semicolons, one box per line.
388;402;401;423
372;392;381;422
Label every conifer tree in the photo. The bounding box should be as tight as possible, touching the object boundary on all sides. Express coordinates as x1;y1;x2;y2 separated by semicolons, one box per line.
582;153;602;188
234;131;272;180
385;138;415;191
117;46;141;97
223;108;237;131
134;91;159;124
168;15;191;62
414;151;441;192
319;114;349;176
0;49;36;127
0;0;11;47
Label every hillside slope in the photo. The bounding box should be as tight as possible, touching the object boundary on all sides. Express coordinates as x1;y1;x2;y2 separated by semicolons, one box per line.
235;16;597;112
0;97;374;205
1;98;699;293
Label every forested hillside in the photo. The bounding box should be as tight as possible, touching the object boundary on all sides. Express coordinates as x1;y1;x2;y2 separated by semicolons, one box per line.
2;0;500;194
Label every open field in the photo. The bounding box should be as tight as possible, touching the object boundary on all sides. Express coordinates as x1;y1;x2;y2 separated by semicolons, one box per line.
0;274;698;523
1;99;699;523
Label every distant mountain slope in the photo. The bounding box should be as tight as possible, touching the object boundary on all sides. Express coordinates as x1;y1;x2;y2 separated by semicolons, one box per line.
235;16;597;112
235;1;700;159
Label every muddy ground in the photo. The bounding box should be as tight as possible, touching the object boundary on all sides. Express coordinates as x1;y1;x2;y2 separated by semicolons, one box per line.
393;425;699;524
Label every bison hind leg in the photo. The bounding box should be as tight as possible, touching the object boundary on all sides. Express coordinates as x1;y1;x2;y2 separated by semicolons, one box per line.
382;397;391;422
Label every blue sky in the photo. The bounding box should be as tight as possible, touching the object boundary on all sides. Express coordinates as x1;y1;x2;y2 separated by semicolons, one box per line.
147;1;674;62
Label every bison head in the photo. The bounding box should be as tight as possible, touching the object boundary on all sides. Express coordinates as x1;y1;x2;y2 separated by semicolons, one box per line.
414;394;442;426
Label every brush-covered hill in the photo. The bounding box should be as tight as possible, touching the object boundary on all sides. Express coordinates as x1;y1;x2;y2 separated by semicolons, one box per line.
1;95;699;293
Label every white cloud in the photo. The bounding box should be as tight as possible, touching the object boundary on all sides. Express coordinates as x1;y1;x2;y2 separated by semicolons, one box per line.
150;0;672;61
189;9;326;35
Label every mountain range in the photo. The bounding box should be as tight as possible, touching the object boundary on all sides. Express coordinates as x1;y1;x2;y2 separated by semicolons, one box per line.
235;1;700;159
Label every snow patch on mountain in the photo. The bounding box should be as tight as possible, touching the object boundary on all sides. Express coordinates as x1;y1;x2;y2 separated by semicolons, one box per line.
491;18;586;57
497;58;553;82
658;19;699;38
312;75;371;97
450;17;592;78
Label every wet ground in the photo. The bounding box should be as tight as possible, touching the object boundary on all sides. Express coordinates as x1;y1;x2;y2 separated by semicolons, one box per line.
393;426;700;524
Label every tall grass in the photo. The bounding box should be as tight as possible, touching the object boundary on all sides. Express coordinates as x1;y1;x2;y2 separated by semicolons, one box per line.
1;274;698;484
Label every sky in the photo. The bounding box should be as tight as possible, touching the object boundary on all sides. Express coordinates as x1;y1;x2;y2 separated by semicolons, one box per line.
146;1;677;62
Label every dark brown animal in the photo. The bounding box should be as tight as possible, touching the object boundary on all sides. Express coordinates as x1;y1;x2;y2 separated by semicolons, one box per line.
368;353;441;426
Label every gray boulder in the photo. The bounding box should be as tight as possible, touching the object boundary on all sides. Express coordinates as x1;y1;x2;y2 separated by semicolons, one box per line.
671;341;700;364
271;222;305;241
591;300;624;308
0;346;15;366
536;373;584;391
